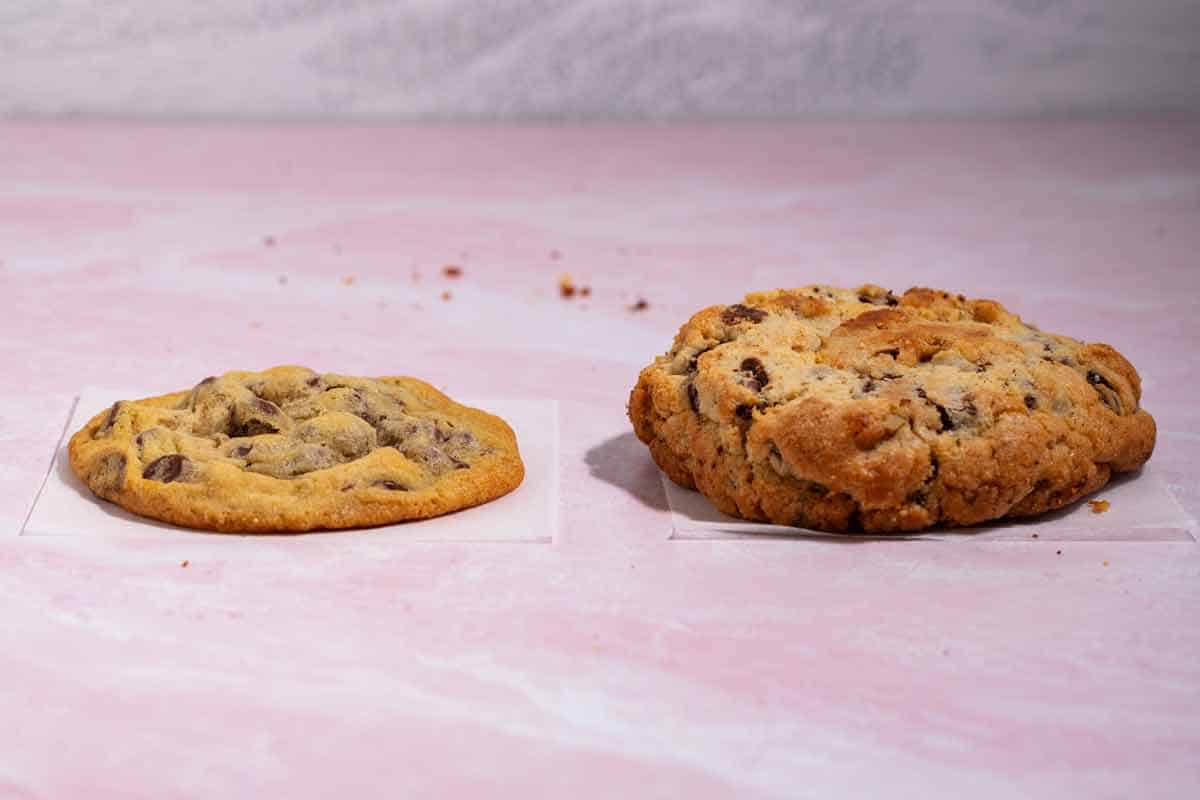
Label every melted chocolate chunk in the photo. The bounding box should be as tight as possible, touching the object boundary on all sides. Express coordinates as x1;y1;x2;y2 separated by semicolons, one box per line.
143;454;189;483
93;402;123;438
862;378;877;394
1086;370;1124;414
1025;394;1038;410
721;304;767;325
739;357;769;392
858;292;900;307
936;404;954;432
687;381;700;413
373;479;409;491
735;403;754;420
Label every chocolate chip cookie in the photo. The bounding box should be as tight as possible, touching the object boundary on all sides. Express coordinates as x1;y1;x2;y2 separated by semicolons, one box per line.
69;366;524;532
629;285;1156;533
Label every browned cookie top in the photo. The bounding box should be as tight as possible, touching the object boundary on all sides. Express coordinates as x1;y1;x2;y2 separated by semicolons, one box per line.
629;285;1156;532
70;366;524;532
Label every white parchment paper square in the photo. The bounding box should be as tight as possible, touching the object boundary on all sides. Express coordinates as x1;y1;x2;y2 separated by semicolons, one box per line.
666;468;1195;542
24;388;557;542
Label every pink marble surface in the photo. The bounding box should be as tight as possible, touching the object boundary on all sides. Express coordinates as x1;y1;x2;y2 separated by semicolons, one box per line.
1;120;1198;798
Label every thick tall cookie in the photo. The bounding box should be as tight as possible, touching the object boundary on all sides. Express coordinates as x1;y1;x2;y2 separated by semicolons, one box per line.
629;286;1156;533
69;366;524;532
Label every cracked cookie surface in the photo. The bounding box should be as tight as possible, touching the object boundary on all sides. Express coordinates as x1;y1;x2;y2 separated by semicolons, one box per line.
629;285;1156;533
69;366;524;532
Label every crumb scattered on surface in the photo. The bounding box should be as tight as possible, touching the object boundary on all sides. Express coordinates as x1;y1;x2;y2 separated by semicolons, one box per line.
580;286;592;297
441;290;452;301
180;560;189;568
1056;549;1062;555
249;321;262;329
559;273;577;298
263;236;275;247
277;275;288;285
443;265;463;278
342;276;355;286
549;249;563;261
630;298;649;311
1088;499;1110;514
1103;560;1110;567
1032;533;1039;539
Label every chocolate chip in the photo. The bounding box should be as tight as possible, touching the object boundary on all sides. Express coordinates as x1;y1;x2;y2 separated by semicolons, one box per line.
451;457;470;470
1087;370;1124;414
1025;394;1038;410
341;483;355;492
858;292;900;307
935;404;955;431
739;357;769;392
306;376;323;388
735;404;754;420
373;479;409;491
721;304;767;325
687;381;700;413
93;402;123;438
1043;343;1053;353
232;444;253;458
89;452;127;496
143;454;189;483
915;387;928;399
928;452;940;480
862;378;877;393
255;398;279;414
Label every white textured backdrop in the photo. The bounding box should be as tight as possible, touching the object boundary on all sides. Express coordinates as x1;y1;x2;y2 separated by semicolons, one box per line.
2;0;1199;118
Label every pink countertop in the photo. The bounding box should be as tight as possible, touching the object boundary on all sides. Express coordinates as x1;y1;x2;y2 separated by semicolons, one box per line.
1;120;1198;798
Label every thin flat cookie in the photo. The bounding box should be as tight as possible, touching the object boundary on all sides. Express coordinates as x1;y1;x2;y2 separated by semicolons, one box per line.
69;366;524;532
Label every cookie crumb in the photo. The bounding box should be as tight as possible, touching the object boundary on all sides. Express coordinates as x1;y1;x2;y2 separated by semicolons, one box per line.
1103;560;1110;567
549;249;563;261
443;265;463;278
630;298;649;312
342;276;355;286
180;560;189;568
1088;499;1110;514
1032;533;1039;539
263;236;275;247
441;290;452;301
559;273;577;298
277;275;288;286
1056;549;1062;555
580;286;592;297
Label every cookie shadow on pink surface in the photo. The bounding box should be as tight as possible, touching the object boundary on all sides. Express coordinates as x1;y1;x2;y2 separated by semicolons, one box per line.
584;432;670;512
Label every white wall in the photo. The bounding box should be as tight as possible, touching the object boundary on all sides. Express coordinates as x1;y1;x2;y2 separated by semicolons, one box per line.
2;0;1198;119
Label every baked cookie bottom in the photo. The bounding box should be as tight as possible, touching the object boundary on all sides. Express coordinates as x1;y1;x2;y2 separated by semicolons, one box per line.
629;285;1156;534
69;367;524;533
